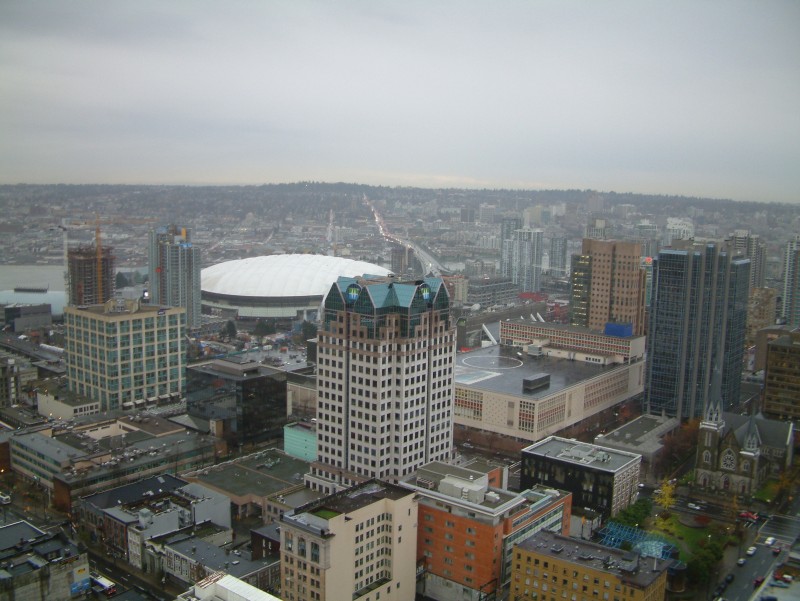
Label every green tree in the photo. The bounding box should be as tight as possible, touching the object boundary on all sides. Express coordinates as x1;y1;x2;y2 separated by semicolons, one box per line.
115;271;130;289
301;320;318;341
253;319;271;337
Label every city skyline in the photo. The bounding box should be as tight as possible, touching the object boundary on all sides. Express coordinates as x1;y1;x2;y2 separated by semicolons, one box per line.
1;1;799;204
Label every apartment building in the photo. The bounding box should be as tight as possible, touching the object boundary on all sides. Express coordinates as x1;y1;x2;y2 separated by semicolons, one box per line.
280;480;418;601
569;239;646;336
400;460;572;601
511;530;671;601
64;298;185;411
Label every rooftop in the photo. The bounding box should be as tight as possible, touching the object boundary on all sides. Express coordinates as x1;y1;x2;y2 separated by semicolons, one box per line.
518;530;672;589
455;344;610;398
190;449;311;499
595;414;680;455
285;480;413;534
522;436;641;473
166;535;274;579
81;474;187;510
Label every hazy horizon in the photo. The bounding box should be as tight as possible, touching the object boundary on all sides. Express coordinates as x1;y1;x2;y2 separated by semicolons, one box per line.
2;1;798;204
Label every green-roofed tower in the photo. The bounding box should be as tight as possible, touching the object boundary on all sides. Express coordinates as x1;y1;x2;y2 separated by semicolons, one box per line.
306;275;455;493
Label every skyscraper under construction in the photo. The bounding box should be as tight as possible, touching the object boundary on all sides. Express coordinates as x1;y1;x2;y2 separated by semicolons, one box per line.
66;245;115;306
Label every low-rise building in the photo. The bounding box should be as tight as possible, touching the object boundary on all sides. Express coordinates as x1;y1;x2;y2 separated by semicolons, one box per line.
36;381;101;420
177;572;281;601
6;414;216;512
400;460;572;601
511;530;672;601
521;436;641;517
78;474;231;567
0;520;90;601
280;480;418;601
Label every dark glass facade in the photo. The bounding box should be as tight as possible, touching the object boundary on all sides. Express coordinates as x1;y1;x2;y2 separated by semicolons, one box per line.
646;242;749;419
186;360;288;446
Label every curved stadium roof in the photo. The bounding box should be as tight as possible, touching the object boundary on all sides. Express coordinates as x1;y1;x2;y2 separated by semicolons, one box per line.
201;254;391;299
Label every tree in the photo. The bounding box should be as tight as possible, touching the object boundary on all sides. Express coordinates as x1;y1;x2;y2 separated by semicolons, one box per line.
224;320;237;341
301;320;318;341
115;271;130;289
653;479;676;512
253;319;271;337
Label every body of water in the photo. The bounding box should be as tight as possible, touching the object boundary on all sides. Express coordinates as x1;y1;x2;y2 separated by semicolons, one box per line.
0;264;147;292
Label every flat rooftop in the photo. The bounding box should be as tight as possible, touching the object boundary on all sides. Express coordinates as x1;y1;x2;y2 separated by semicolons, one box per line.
192;449;310;498
455;344;610;397
522;436;640;473
518;530;672;589
595;414;680;455
295;480;412;520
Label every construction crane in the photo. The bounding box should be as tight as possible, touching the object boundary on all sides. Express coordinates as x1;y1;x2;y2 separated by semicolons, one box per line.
95;216;104;304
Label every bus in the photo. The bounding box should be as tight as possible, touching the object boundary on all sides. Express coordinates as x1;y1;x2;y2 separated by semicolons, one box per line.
91;574;117;596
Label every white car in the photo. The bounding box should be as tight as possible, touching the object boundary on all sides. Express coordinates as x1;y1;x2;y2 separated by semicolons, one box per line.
687;503;701;510
765;537;775;546
0;492;10;505
746;546;757;556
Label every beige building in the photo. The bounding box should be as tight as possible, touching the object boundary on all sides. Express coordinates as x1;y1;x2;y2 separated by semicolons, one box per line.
452;322;645;444
570;239;647;336
280;480;418;601
512;530;671;601
64;298;185;411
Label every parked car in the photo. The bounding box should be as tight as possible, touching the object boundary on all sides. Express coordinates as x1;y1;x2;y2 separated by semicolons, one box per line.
746;546;757;556
737;558;747;566
753;576;764;587
772;546;781;555
0;492;10;505
764;536;775;546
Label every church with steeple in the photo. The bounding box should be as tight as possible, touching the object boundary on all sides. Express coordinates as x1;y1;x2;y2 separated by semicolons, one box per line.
694;367;793;496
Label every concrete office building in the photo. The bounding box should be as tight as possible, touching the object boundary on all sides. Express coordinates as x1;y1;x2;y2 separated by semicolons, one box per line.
763;330;800;422
401;461;571;601
149;224;202;329
306;276;454;493
646;240;749;419
64;298;185;411
520;436;641;517
280;480;418;601
451;321;646;447
570;239;646;336
511;530;672;601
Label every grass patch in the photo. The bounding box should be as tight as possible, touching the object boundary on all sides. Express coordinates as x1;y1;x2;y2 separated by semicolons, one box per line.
754;479;779;503
651;513;735;561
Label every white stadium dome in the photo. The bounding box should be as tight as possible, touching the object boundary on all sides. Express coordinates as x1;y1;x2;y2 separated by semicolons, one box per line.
201;254;391;319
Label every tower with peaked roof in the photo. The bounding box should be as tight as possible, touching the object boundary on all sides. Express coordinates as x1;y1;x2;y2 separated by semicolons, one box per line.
305;275;455;494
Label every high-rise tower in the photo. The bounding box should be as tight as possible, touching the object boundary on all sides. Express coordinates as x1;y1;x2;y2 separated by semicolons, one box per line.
782;234;800;328
306;276;454;493
569;239;646;336
645;240;749;419
511;228;544;293
67;245;115;306
499;217;522;279
729;229;766;289
148;225;202;329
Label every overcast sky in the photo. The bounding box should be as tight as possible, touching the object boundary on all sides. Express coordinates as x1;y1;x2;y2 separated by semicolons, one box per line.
1;1;798;203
